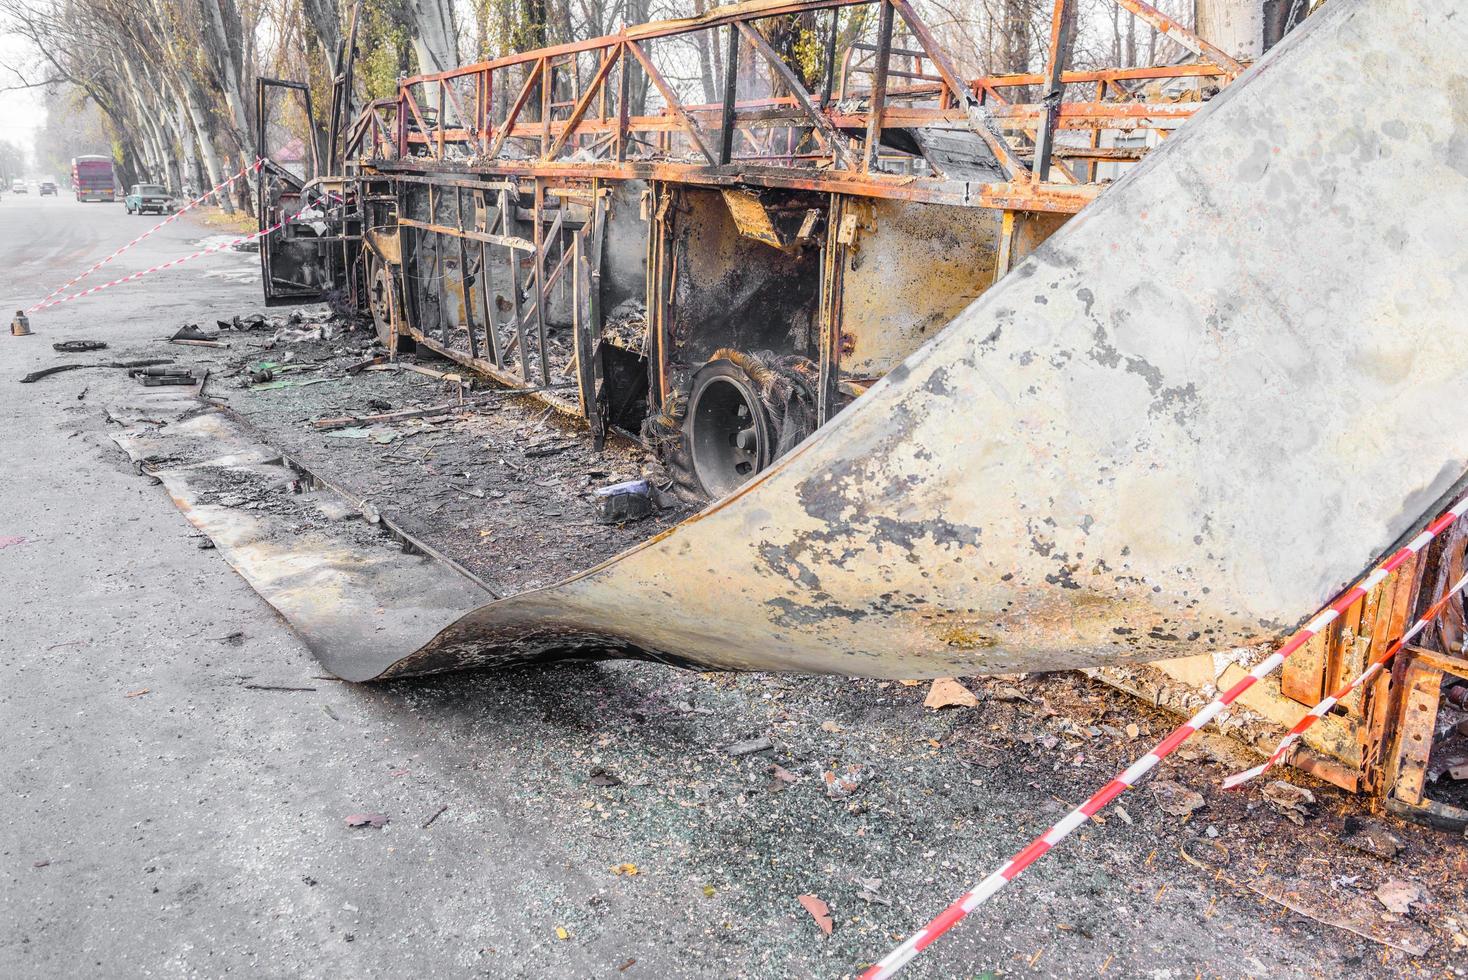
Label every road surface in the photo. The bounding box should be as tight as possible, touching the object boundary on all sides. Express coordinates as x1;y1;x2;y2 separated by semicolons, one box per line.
1;192;1461;978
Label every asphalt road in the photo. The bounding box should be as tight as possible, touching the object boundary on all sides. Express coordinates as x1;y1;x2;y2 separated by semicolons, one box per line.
2;192;1462;979
0;196;638;977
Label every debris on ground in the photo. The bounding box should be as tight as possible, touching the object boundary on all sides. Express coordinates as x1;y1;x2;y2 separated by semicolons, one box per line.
725;736;773;757
1341;816;1404;859
52;340;107;352
1150;779;1205;817
595;479;657;524
1249;874;1433;955
19;364;90;383
1261;780;1316;824
130;365;196;386
1375;878;1425;915
854;878;891;906
923;677;979;710
344;812;389;829
217;313;269;331
822;765;862;800
797;894;834;935
589;768;623;787
20;356;177;383
171;323;218;342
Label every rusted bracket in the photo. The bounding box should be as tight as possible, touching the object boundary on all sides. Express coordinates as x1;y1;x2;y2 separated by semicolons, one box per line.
1385;646;1468;830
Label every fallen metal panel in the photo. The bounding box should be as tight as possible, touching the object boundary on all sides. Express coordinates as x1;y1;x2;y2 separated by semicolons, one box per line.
108;390;493;682
129;0;1468;686
364;0;1468;682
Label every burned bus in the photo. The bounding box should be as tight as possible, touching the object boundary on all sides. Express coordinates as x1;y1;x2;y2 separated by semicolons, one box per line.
245;0;1468;827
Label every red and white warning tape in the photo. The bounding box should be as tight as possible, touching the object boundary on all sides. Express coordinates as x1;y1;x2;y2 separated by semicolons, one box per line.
1222;567;1468;789
861;492;1468;979
29;159;263;313
30;193;335;313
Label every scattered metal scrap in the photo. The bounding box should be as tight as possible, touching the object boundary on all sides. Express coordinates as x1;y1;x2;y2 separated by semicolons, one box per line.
19;358;174;384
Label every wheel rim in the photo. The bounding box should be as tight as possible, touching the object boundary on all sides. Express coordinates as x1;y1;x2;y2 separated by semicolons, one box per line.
688;370;770;499
369;260;393;342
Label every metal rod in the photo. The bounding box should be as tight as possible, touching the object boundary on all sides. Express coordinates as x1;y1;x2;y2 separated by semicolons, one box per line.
820;10;839;107
862;0;894;173
719;26;740;166
1034;0;1073;183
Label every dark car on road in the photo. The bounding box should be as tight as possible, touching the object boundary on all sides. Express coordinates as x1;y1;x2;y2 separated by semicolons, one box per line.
125;183;172;215
39;180;57;196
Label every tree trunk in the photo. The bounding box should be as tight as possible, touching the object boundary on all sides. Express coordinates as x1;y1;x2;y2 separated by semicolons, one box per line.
195;0;255;155
181;80;234;214
1195;0;1264;60
407;0;459;75
300;0;343;68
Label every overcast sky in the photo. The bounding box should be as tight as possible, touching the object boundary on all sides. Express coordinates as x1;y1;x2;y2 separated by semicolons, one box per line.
0;32;47;159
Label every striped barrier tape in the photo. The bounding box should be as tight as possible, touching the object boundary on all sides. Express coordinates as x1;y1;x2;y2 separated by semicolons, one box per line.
30;193;337;313
29;159;263;313
860;492;1468;979
1222;567;1468;789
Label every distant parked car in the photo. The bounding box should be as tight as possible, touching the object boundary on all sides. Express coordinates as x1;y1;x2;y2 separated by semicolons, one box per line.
38;180;57;196
11;179;27;194
125;183;172;214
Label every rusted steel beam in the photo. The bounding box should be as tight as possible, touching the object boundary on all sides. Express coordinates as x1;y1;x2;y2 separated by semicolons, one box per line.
531;189;557;385
886;0;1026;179
719;25;739;165
820;9;840;107
972;181;1097;212
615;49;631;161
1033;0;1073;182
401;89;436;160
735;21;854;170
397;93;1197;163
453;187;479;359
1111;0;1245;77
519;226;576;327
398;216;535;251
440;76;473;137
861;0;894;173
625;41;717;163
977;62;1240;89
486;59;545;160
545;46;620;160
402;0;866;95
373;152;1101;212
539;59;551;154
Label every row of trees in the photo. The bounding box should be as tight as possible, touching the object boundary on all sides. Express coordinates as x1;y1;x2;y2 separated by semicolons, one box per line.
1;0;1225;209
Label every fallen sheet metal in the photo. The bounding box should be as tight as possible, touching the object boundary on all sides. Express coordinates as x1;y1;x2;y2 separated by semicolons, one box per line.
108;389;495;681
123;0;1468;685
